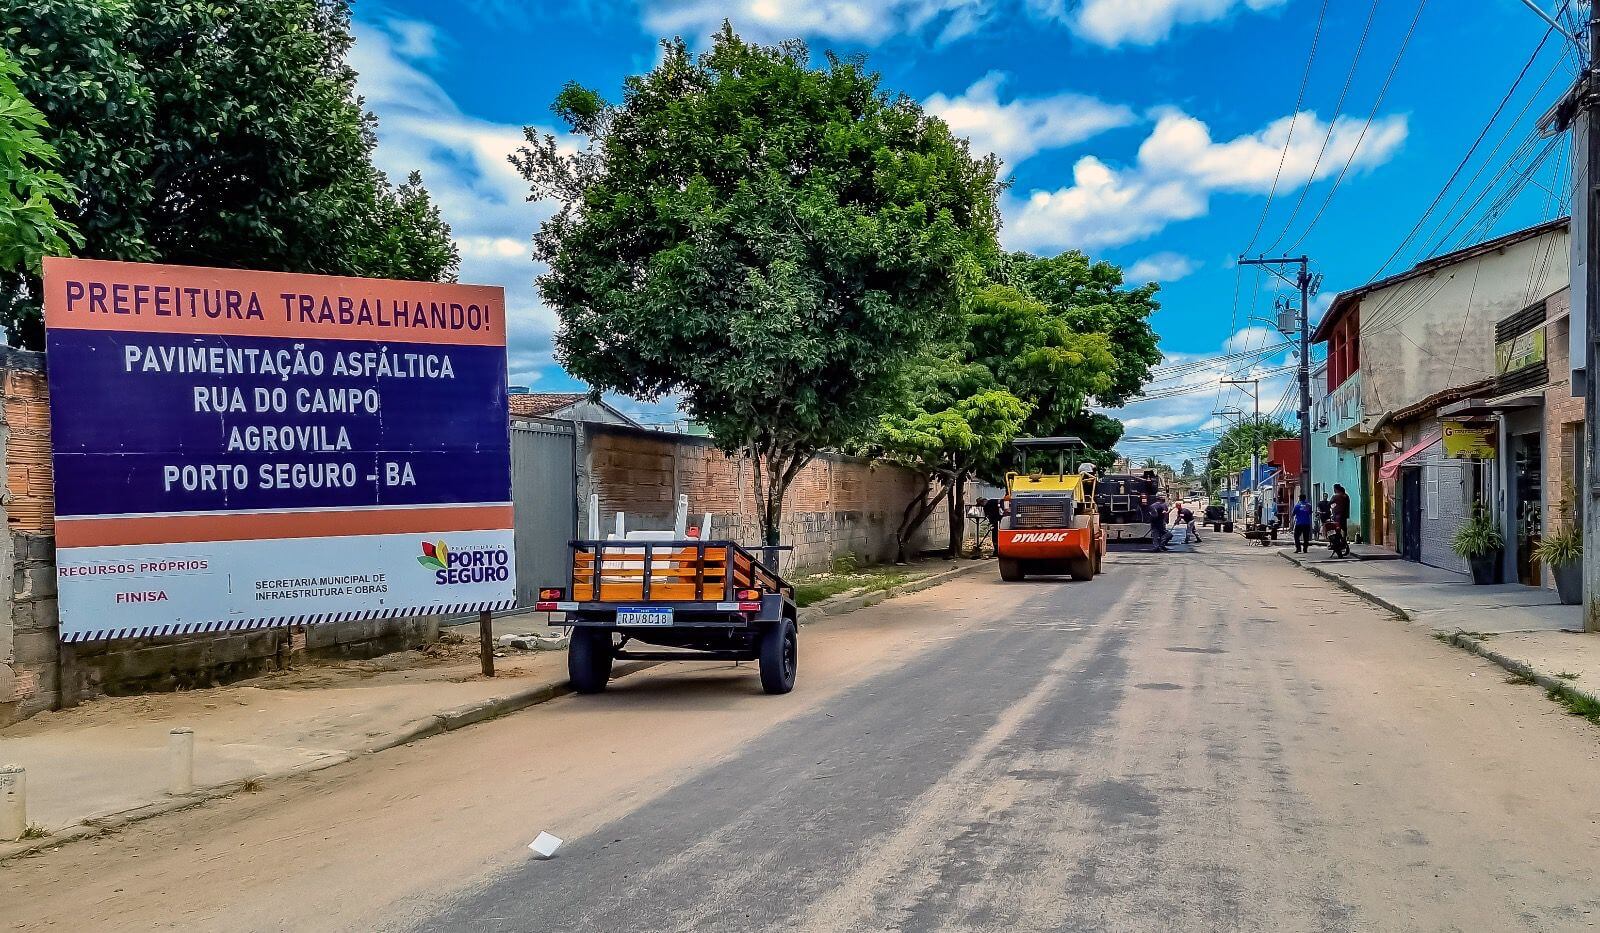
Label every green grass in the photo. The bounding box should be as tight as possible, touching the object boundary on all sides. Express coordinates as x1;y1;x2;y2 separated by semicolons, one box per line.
1504;671;1538;686
792;564;918;608
1549;687;1600;724
1557;671;1581;680
18;823;48;840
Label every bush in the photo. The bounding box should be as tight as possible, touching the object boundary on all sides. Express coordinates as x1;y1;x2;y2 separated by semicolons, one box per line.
1451;506;1503;559
1533;525;1582;567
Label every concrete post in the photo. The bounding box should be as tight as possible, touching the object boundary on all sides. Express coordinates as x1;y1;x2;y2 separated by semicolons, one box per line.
168;728;194;795
0;764;24;839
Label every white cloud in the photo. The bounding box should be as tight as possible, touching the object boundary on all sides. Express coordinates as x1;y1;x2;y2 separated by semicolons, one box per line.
642;0;990;46
1005;108;1408;252
350;18;579;387
1050;0;1287;47
924;72;1134;171
1126;251;1200;283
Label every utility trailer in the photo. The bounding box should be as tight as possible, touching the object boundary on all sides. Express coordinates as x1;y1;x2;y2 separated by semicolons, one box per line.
536;529;799;695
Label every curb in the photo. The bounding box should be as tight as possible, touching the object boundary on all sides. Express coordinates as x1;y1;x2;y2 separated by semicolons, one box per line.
2;560;988;863
1278;551;1411;620
1279;552;1600;721
796;560;991;626
1437;630;1600;713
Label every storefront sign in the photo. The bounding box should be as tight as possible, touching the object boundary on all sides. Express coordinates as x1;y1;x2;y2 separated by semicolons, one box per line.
43;258;515;641
1495;325;1546;375
1442;420;1497;459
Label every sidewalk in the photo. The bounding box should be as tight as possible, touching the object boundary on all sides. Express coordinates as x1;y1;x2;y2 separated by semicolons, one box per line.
1280;547;1600;718
0;558;986;860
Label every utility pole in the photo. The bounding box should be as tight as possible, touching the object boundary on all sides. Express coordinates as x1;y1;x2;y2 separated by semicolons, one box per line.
1239;256;1315;506
1540;11;1598;631
1222;379;1262;525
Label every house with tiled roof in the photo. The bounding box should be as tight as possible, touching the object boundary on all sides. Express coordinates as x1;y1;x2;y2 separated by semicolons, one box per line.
508;391;639;427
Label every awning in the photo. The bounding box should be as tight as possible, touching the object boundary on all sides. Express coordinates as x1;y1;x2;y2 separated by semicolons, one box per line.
1378;434;1440;480
1437;395;1541;418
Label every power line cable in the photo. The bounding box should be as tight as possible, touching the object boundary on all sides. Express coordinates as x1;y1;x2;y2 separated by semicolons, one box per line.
1265;0;1383;254
1288;0;1429;252
1365;20;1560;282
1242;0;1332;256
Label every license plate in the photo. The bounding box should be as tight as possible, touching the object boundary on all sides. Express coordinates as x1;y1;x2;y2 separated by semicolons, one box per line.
616;607;674;626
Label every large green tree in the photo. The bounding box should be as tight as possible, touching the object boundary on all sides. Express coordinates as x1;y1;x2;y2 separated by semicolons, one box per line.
0;0;459;347
0;48;80;283
873;282;1114;556
516;27;1002;546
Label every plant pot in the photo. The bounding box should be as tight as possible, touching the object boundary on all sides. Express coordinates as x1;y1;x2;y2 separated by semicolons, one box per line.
1467;552;1501;585
1553;561;1583;605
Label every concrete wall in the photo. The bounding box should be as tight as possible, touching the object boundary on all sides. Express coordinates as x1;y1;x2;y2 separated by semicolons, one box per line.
0;351;439;727
577;423;949;575
1360;228;1569;417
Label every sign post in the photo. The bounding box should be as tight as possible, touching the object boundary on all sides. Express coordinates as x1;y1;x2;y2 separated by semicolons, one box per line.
42;258;515;643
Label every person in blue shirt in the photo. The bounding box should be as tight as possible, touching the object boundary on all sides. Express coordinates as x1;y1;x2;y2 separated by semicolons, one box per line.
1291;494;1314;553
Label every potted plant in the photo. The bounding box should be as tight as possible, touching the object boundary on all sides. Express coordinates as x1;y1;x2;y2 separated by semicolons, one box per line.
1452;505;1503;585
1533;524;1583;605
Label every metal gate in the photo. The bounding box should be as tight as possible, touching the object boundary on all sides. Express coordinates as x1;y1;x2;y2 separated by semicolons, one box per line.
511;419;577;606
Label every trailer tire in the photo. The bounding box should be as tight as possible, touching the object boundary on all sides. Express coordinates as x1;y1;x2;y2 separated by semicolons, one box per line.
1068;556;1095;581
998;557;1025;581
568;627;613;694
759;618;797;695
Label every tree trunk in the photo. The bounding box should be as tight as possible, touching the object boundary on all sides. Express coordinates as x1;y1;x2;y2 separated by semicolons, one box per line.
946;470;969;556
747;442;814;556
895;474;950;562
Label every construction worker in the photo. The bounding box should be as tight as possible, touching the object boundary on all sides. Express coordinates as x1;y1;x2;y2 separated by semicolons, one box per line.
979;496;1005;556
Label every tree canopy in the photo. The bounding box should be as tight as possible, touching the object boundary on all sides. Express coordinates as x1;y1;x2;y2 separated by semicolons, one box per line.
0;0;459;347
1207;416;1294;479
0;47;80;284
516;27;1002;544
1006;250;1162;408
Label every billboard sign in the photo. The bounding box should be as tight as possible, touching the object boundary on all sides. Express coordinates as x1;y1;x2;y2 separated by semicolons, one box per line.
43;258;515;641
1442;419;1497;459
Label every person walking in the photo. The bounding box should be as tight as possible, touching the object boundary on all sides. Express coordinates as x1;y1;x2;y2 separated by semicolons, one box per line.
1291;494;1314;553
980;496;1005;556
1316;493;1332;540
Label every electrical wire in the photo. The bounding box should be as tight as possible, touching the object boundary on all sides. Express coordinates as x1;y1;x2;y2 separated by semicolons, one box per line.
1241;0;1332;257
1264;0;1383;255
1365;20;1560;282
1288;0;1429;253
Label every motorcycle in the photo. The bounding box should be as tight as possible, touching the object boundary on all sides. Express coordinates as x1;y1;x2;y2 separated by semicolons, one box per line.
1324;520;1351;559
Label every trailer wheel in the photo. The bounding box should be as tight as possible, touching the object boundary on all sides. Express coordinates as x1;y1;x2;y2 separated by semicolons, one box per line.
1068;556;1095;581
568;627;613;694
998;557;1025;581
759;618;797;695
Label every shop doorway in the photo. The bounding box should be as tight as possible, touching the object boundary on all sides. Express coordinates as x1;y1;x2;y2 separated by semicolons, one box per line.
1401;466;1422;562
1513;432;1543;586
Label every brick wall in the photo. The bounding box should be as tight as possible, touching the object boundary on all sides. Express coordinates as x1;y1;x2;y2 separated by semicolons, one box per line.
1544;308;1584;535
579;423;949;574
0;351;437;727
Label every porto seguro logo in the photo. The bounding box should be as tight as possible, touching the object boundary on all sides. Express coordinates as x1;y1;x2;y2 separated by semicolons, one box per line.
418;539;510;585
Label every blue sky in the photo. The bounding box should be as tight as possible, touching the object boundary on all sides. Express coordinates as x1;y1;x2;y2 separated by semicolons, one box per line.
348;0;1579;462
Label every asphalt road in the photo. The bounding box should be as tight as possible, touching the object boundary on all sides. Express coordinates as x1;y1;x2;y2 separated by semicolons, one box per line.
414;536;1600;932
8;535;1600;932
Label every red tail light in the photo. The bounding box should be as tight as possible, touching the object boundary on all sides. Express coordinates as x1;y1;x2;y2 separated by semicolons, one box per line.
538;587;564;601
735;588;762;601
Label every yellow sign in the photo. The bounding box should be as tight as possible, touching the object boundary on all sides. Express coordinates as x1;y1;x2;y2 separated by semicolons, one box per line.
1442;420;1496;459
